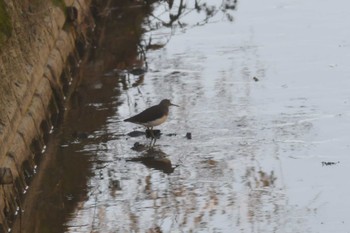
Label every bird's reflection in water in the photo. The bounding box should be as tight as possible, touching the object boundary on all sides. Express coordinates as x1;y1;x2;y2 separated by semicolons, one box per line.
128;144;177;174
127;130;162;146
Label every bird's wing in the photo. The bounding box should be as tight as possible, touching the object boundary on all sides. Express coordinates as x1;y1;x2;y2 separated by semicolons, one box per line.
124;105;165;123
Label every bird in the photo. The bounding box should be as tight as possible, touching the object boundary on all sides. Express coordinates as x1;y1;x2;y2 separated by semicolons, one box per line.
124;99;179;141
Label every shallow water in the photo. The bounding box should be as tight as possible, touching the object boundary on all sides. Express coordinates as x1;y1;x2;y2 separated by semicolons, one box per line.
14;0;350;232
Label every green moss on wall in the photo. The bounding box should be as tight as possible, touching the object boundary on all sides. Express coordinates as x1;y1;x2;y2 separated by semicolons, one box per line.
0;0;12;45
51;0;66;11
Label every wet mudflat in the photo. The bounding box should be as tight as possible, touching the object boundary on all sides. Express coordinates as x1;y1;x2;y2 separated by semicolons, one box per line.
14;0;350;232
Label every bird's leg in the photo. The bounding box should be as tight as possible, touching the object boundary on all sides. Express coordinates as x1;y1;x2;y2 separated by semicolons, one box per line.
146;126;155;147
148;137;156;147
152;136;157;147
150;126;156;139
149;127;158;147
149;137;154;147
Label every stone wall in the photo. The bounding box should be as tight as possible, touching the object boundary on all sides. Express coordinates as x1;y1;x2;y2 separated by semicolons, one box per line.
0;0;92;231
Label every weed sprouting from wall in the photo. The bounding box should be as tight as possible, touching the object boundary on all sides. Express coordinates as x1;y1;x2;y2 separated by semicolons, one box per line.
0;0;12;46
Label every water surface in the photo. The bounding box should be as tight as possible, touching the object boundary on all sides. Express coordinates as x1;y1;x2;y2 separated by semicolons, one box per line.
14;0;350;232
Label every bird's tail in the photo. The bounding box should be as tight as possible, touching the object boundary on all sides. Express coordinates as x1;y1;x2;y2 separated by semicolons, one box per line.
124;117;132;122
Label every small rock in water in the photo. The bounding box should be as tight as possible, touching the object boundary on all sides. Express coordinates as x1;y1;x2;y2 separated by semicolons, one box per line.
186;132;192;139
253;76;259;82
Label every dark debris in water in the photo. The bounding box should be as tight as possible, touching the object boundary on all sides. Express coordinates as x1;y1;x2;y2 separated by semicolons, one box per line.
127;130;146;137
165;71;182;78
132;142;148;152
128;130;183;139
186;132;192;139
321;161;340;166
165;133;177;137
109;180;122;191
128;67;147;76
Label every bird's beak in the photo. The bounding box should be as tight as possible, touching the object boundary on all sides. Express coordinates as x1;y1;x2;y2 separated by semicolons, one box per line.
170;103;179;107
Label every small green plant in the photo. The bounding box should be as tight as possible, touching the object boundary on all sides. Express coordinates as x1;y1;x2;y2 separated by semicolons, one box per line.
0;0;12;45
51;0;66;10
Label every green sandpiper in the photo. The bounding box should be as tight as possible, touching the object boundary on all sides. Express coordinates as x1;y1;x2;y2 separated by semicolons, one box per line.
124;99;179;142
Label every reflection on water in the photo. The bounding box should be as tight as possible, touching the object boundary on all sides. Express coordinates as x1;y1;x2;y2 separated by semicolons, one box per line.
12;0;154;232
14;0;344;232
143;0;238;57
128;147;177;174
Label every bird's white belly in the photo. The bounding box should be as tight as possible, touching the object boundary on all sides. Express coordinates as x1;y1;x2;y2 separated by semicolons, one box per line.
142;114;168;127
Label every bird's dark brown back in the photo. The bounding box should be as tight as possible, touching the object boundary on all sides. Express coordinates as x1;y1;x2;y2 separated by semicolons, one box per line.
124;104;168;124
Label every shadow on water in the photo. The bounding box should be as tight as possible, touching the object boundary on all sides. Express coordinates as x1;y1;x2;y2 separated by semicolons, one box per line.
12;1;157;232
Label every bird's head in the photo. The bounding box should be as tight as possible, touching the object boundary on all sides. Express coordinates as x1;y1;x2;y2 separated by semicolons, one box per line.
160;99;179;107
